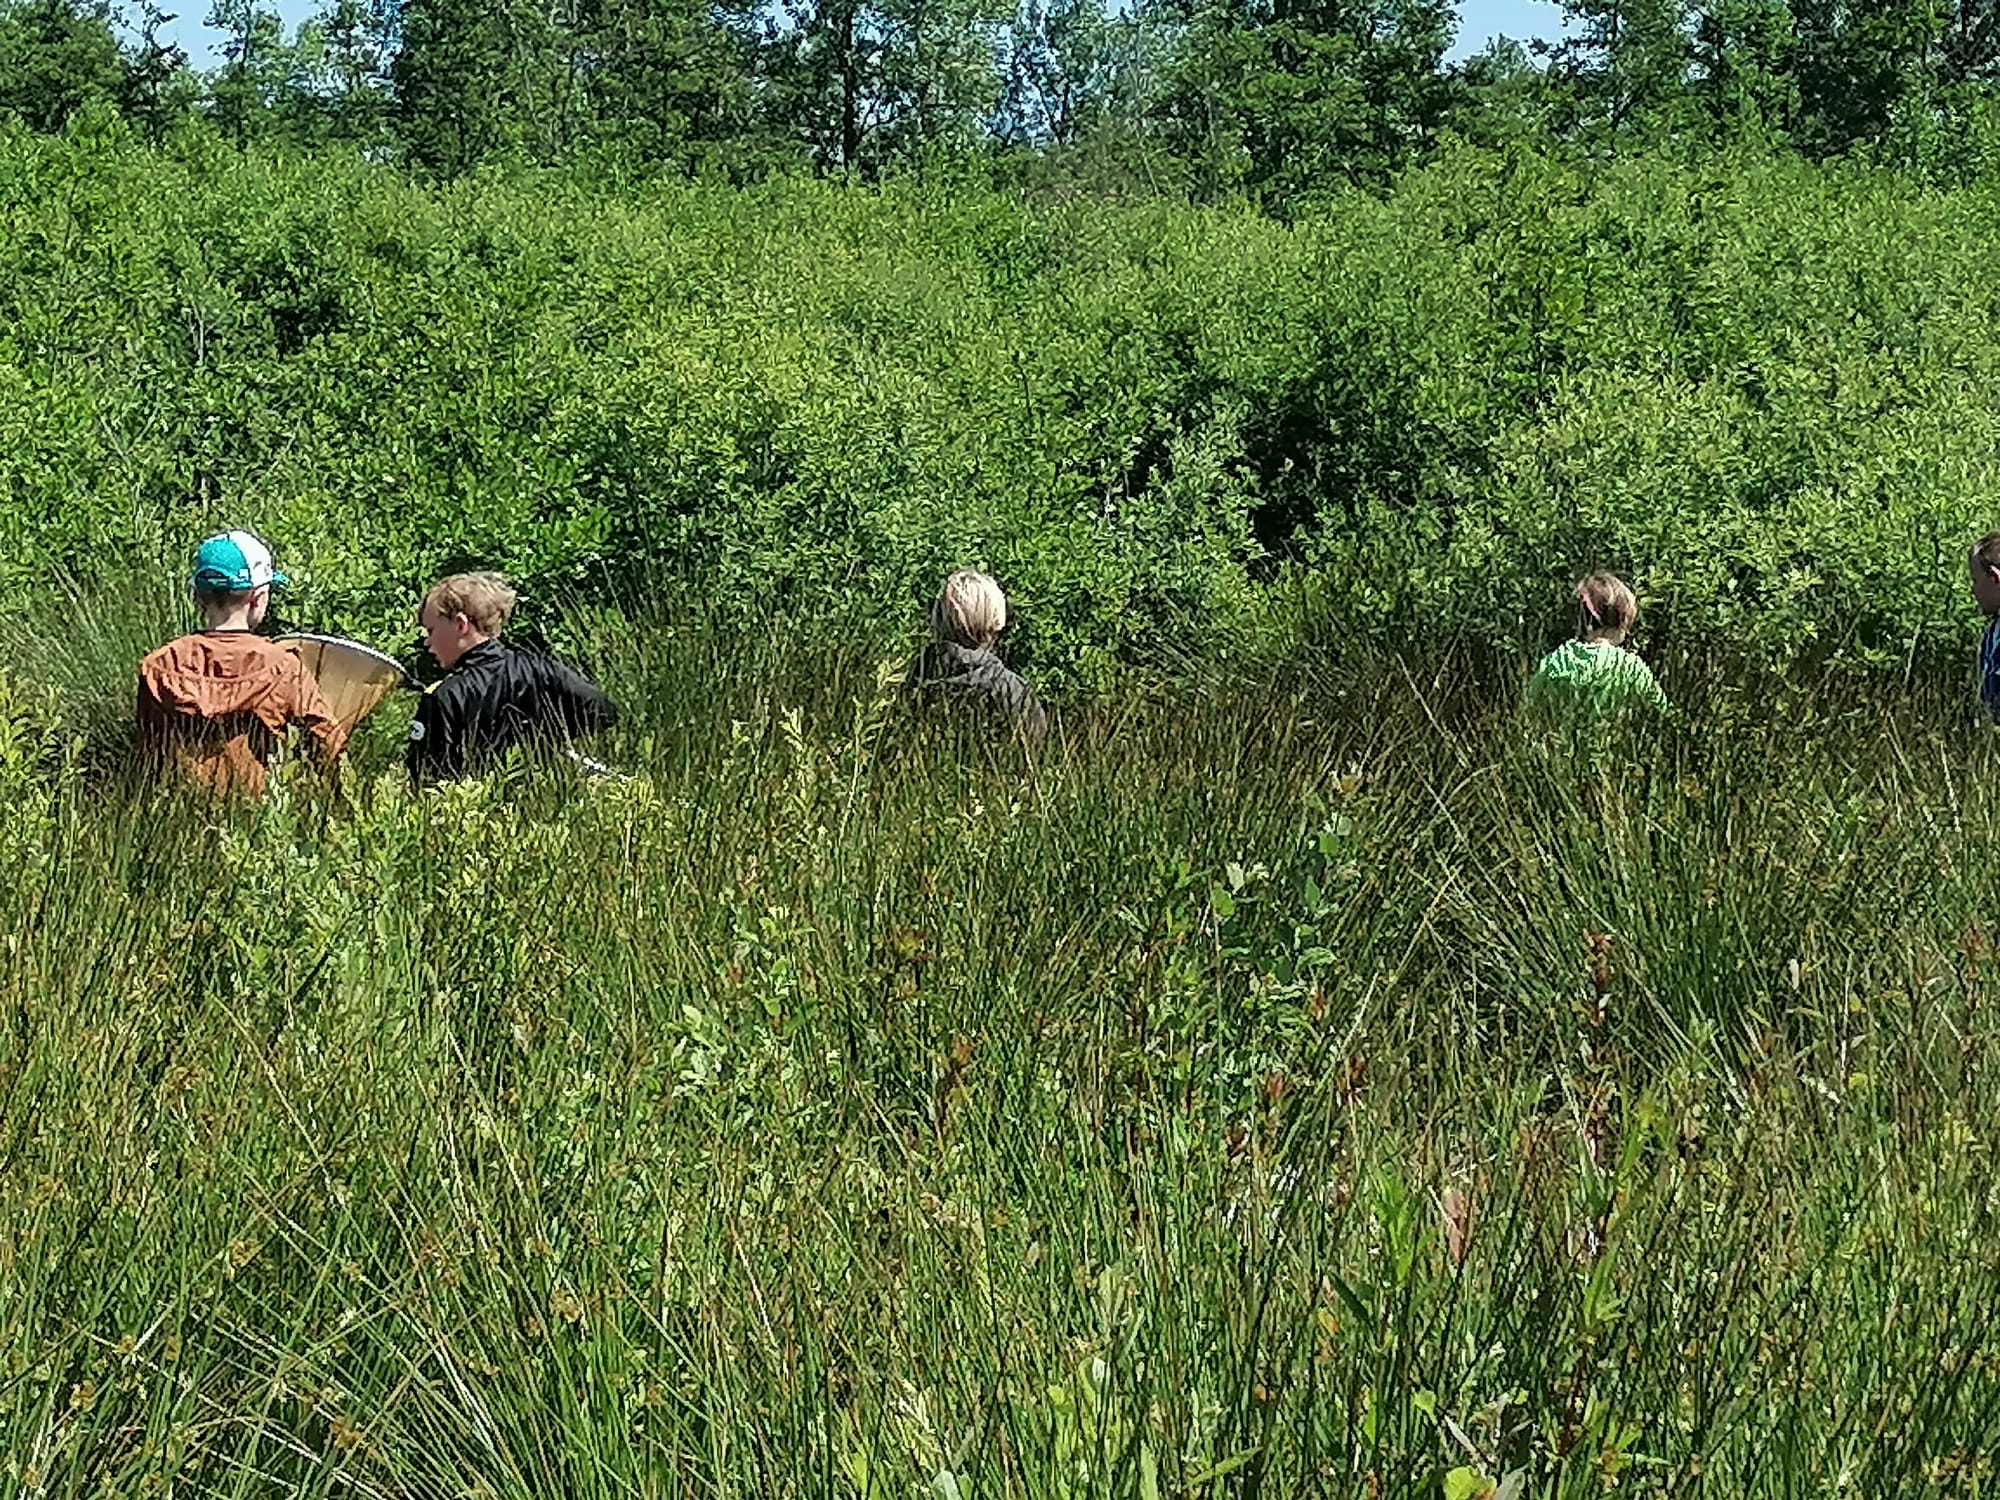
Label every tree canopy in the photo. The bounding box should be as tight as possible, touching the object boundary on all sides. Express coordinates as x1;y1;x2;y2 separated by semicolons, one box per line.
0;0;1996;192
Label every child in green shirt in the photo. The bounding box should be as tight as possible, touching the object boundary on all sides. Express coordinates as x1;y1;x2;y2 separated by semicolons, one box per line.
1526;572;1668;718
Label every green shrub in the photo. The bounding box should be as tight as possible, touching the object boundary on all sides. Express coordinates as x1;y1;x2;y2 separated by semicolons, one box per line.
4;132;2000;685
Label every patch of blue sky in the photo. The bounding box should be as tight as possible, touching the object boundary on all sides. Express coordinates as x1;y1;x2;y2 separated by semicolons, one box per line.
158;0;1567;76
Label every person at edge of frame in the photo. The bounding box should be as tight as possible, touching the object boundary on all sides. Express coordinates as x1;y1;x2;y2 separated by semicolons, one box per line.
1968;531;2000;726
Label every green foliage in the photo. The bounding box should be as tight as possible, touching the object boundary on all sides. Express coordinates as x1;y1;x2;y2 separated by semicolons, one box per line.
8;134;2000;681
760;0;1012;176
391;0;771;178
0;135;1277;683
1149;0;1457;203
1541;0;1697;143
0;0;123;131
388;0;510;171
1247;143;2000;672
997;0;1164;152
15;0;2000;182
206;0;292;144
3;626;2000;1492
564;0;771;176
1788;0;1947;153
1689;0;1797;141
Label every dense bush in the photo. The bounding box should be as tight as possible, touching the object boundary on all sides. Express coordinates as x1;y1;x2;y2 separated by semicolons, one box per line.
4;123;2000;682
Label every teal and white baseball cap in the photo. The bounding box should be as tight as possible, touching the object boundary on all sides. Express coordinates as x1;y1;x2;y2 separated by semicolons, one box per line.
192;530;288;594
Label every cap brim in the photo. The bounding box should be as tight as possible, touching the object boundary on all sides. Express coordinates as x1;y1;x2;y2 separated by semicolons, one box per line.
189;570;286;592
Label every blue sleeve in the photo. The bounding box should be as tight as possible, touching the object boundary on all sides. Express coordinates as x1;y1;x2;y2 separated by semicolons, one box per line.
1981;623;2000;722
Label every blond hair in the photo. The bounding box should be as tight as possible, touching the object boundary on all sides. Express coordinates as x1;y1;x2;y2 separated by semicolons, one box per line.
1574;572;1638;639
930;570;1009;651
423;571;518;637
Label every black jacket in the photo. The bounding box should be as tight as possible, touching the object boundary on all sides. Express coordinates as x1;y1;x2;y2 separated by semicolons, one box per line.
406;639;617;784
903;642;1047;741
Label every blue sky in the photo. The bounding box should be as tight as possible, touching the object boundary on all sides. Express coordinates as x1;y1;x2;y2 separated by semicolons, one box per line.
162;0;1569;66
1447;0;1567;57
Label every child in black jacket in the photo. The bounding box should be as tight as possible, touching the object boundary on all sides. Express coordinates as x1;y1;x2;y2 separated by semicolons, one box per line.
407;571;616;785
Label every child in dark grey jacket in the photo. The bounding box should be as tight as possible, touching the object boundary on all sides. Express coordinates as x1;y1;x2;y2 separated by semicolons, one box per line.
903;570;1047;742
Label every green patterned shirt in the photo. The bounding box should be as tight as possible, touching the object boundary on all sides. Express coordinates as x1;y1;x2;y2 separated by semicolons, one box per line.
1525;640;1668;718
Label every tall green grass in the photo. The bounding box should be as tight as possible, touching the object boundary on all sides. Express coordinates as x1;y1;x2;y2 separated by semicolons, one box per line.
1;613;1997;1497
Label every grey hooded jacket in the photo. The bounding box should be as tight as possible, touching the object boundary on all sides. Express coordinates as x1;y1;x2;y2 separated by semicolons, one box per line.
903;642;1047;741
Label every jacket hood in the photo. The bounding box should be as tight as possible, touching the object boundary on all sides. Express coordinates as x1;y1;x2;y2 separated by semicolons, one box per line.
139;633;300;728
917;641;1009;686
906;641;1048;739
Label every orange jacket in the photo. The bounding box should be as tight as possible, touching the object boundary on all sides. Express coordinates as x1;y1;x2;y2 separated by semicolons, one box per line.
136;631;347;797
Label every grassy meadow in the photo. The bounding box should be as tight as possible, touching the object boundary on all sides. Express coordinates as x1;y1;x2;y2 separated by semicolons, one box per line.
1;610;1997;1497
10;124;2000;1500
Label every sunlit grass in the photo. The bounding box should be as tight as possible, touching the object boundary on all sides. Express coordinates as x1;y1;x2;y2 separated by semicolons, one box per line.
0;619;1996;1497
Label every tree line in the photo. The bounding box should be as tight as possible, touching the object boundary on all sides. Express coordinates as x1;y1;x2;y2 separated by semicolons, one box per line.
3;0;1999;196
